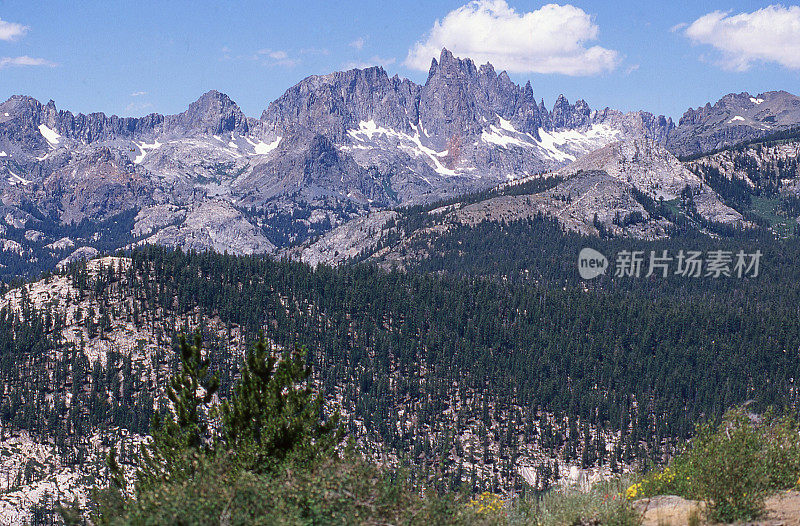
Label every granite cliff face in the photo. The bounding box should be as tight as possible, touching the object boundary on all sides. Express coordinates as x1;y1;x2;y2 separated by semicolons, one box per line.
290;138;751;267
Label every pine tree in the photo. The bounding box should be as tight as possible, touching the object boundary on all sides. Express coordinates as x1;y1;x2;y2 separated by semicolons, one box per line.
135;332;219;492
220;336;341;473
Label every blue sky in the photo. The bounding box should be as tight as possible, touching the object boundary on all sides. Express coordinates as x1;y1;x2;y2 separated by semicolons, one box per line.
1;1;798;121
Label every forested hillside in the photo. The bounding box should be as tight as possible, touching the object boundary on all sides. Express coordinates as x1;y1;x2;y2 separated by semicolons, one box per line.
3;237;800;521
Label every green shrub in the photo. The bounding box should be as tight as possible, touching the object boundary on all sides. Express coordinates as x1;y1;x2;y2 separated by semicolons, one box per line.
108;453;486;525
631;408;800;523
759;412;800;491
690;410;767;522
513;477;640;526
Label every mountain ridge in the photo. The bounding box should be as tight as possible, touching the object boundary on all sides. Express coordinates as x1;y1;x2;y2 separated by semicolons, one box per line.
1;48;799;278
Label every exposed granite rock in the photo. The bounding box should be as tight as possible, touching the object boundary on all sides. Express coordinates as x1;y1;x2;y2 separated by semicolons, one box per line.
668;90;800;156
553;139;743;226
57;246;99;268
287;210;397;266
135;200;275;255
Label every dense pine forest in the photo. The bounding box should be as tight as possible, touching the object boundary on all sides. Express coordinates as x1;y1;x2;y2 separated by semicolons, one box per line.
3;226;800;512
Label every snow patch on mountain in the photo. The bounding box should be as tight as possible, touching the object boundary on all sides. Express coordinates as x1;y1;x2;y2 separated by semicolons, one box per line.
497;117;517;132
247;136;282;155
133;140;162;164
6;167;31;186
481;127;535;149
536;125;622;163
37;124;61;147
348;120;457;176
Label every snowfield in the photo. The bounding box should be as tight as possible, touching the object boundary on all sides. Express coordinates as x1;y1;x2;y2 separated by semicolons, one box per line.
247;136;282;155
37;124;61;147
133;140;163;164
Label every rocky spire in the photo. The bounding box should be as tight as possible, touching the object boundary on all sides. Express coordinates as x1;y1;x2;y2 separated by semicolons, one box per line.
167;90;250;136
550;94;591;130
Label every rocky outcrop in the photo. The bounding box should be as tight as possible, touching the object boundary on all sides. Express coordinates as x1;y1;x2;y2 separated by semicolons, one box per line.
134;200;276;255
668;90;800;156
288;210;397;266
57;246;99;268
36;146;152;223
552;139;743;227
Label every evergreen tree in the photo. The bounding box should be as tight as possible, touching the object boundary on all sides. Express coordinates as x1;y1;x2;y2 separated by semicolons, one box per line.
221;336;341;473
135;332;219;492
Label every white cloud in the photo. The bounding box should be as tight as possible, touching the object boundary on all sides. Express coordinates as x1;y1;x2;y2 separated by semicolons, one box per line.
670;22;688;33
0;18;28;41
130;91;148;97
624;64;640;75
681;5;800;71
255;48;298;67
349;37;366;50
0;56;56;69
404;0;619;75
344;56;396;70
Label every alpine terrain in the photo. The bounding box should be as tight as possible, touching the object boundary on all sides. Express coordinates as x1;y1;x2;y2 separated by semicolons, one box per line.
2;45;800;525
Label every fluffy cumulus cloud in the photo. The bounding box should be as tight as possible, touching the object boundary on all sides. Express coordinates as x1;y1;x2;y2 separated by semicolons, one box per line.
404;0;619;75
0;18;28;41
681;5;800;71
0;56;56;69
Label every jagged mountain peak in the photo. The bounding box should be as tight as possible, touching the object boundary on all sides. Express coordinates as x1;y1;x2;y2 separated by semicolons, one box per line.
426;48;516;88
671;89;800;156
262;47;666;154
170;89;249;136
427;48;478;80
1;94;45;116
187;89;242;115
260;64;415;140
0;90;260;150
2;56;797;275
550;94;590;130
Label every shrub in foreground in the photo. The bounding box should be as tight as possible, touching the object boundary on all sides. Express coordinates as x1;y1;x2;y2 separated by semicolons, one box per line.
516;477;639;526
113;453;486;526
631;408;800;523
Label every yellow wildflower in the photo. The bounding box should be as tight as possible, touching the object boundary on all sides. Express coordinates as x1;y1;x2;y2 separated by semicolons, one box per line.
626;483;642;500
467;492;505;515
